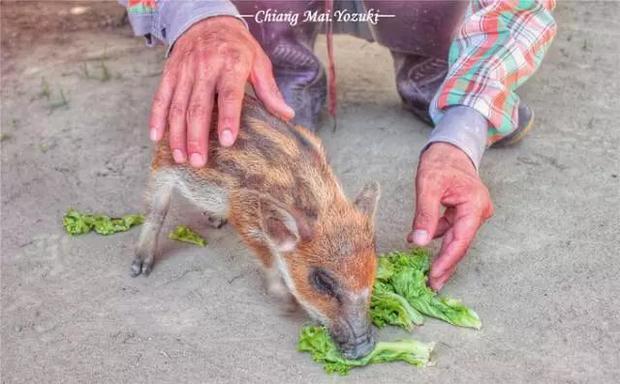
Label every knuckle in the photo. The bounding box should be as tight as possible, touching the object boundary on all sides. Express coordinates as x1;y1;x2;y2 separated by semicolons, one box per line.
169;135;183;148
271;83;281;96
197;64;219;83
187;103;206;120
267;77;282;97
161;68;178;84
162;61;176;75
169;129;185;146
258;53;273;72
152;94;168;110
415;208;435;224
485;202;495;219
223;54;250;74
182;48;195;60
417;168;441;186
215;40;235;56
168;103;186;119
198;50;212;63
187;137;205;151
219;87;242;104
468;181;491;208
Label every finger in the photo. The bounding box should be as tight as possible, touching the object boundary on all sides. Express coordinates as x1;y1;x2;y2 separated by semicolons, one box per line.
433;207;456;239
251;53;295;120
430;207;480;280
428;228;455;290
407;179;442;246
168;57;195;163
149;63;176;141
429;264;457;291
186;74;215;168
433;217;451;239
217;71;248;147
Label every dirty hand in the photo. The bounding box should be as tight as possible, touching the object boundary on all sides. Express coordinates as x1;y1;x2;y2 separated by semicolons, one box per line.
149;16;295;167
407;142;494;291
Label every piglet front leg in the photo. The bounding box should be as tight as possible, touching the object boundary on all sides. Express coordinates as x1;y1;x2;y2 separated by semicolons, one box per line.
132;178;173;277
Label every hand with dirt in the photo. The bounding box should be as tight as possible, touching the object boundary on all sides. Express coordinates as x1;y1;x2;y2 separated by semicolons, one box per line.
149;16;295;167
408;142;494;290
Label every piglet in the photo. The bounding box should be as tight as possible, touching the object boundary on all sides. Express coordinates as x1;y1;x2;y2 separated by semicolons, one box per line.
133;95;380;359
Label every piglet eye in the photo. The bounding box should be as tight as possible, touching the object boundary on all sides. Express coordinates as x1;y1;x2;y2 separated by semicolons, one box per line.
309;268;339;297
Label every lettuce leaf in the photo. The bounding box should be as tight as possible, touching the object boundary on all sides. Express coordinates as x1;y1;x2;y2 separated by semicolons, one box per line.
370;281;424;331
63;209;144;235
372;248;481;330
168;225;206;247
298;326;434;375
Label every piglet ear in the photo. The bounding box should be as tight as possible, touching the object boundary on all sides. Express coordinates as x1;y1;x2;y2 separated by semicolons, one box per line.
259;197;302;253
354;181;381;219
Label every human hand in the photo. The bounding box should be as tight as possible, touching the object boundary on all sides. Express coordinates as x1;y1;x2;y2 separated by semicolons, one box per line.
407;142;494;290
149;16;295;167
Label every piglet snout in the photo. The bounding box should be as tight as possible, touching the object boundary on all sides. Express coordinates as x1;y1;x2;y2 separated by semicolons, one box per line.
341;331;376;359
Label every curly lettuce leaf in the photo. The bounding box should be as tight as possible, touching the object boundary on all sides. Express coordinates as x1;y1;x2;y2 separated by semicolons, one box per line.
372;248;481;330
371;281;424;331
168;225;206;247
298;326;434;375
63;209;144;235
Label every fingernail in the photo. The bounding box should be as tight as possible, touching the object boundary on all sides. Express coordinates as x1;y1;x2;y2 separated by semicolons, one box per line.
149;128;158;141
412;229;430;245
189;153;204;167
220;129;234;147
285;105;295;118
173;149;186;163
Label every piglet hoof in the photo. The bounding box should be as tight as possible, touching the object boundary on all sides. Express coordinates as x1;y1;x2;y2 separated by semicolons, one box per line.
130;258;152;277
204;214;227;229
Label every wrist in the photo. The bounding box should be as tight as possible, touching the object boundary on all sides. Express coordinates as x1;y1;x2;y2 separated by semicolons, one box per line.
421;142;477;175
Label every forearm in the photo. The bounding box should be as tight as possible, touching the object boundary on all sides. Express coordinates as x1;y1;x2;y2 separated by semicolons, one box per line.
119;0;245;50
429;0;557;147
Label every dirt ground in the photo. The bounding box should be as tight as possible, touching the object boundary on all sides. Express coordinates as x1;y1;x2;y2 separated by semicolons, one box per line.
1;1;619;383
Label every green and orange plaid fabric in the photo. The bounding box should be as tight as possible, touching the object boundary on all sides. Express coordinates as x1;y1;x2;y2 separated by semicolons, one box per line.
430;0;557;144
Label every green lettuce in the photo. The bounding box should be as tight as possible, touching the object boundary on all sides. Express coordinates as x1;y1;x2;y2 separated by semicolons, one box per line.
63;209;144;235
298;326;434;375
372;248;481;330
370;281;424;331
168;225;206;247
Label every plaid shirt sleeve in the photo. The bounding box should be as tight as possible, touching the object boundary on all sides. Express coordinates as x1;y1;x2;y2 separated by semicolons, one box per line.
429;0;558;145
118;0;243;52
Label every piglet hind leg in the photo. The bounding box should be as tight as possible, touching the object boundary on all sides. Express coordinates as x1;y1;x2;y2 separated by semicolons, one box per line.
132;176;173;277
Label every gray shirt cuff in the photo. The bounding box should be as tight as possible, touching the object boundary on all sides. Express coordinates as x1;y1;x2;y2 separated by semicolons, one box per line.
159;0;246;56
120;0;245;49
424;106;488;170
